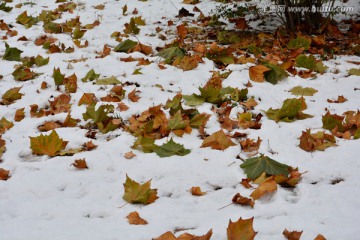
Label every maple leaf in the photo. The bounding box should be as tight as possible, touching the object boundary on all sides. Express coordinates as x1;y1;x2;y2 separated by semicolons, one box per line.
49;93;71;114
30;130;68;157
123;175;158;204
132;136;157;153
327;95;347;103
127;211;148;225
240;137;262;153
232;193;255;208
250;177;277;200
81;69;100;82
287;36;311;50
95;76;121;85
154;229;212;240
1;87;24;105
173;55;199;71
296;54;317;71
64;73;78;93
83;103;113;124
114;39;137;52
0;168;10;181
299;129;336;152
78;93;97;106
201;130;236;150
262;62;289;84
128;89;141;102
38;122;62;132
189;113;210;128
0;117;14;134
16;11;39;28
157;47;186;64
154;138;191;158
314;234;326;240
0;137;5;159
3;42;22;61
237;112;262;130
289;86;318;96
71;159;88;169
190;186;207;196
53;67;65;86
265;98;312;122
124;151;136;159
283;229;303;240
12;66;37;81
227;217;257;240
348;68;360;76
249;65;271;82
240;154;290;180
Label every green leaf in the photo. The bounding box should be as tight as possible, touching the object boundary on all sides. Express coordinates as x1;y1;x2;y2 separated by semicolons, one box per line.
315;61;328;73
124;18;140;35
43;21;62;33
72;26;86;39
131;136;157;153
95;76;121;85
132;68;142;75
288;86;318;96
354;129;360;139
3;43;22;61
183;94;205;106
154;138;190;157
157;47;186;64
53;68;64;86
0;3;13;12
295;54;317;71
82;103;113;124
322;112;345;132
287;37;311;50
348;68;360;76
168;111;187;130
16;11;39;28
35;55;49;66
114;39;137;52
123;175;158;204
240;154;290;180
265;98;312;122
199;87;222;104
12;66;37;81
81;69;100;82
263;62;288;84
189;113;210;128
133;16;146;26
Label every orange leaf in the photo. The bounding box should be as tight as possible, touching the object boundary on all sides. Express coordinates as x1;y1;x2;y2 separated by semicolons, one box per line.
283;229;303;240
240;178;253;189
227;217;257;240
240;137;262;153
78;93;97;106
82;141;97;151
38;121;62;132
177;24;188;40
327;95;347;103
201;130;236;150
250;177;277;200
249;65;271;82
71;159;88;169
128;89;141;102
314;234;326;240
14;108;25;122
126;211;148;225
118;102;129;111
190;186;206;196
0;168;10;181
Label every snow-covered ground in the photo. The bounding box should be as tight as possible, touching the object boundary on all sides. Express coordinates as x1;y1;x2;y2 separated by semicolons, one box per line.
0;0;360;239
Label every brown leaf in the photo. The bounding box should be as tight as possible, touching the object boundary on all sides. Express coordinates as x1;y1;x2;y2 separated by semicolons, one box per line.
49;94;71;114
153;231;177;240
0;168;10;181
250;177;277;200
154;229;212;240
240;137;261;153
38;121;62;132
327;95;347;103
96;44;111;58
177;24;188;40
173;55;199;71
241;98;258;110
240;178;253;189
124;151;136;159
230;17;248;30
14;108;25;122
126;211;148;225
128;89;141;102
78;93;97;106
71;159;88;169
30;104;47;118
130;43;153;55
232;193;255;208
299;129;336;152
227;217;257;240
41;81;48;89
118;102;129;111
314;234;326;240
82;141;97;151
249;65;271;82
283;229;303;240
201;130;236;150
190;186;206;196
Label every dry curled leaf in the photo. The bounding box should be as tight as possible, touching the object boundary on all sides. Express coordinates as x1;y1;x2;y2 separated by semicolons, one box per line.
0;168;10;181
232;193;255;208
128;89;141;102
327;95;347;103
126;211;148;225
71;159;88;169
283;229;303;240
154;229;212;240
82;141;97;151
190;186;206;196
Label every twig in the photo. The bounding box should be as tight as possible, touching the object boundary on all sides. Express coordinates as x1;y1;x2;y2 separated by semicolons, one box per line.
218;202;234;210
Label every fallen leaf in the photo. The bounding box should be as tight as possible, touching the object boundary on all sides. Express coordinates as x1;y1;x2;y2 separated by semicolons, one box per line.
1;87;23;105
314;234;326;240
123;175;158;204
227;217;257;240
250;177;277;200
240;178;253;189
240;154;290;180
3;42;22;61
299;129;337;152
232;193;254;208
124;151;136;159
154;229;212;240
190;186;206;196
201;130;236;150
30;130;68;157
14;108;25;122
327;95;347;103
154;138;190;158
0;168;10;180
283;229;303;240
289;86;318;96
128;89;141;102
249;65;271;82
240;137;261;152
126;211;148;225
265;98;312;122
82;141;97;151
71;159;88;169
0;117;14;134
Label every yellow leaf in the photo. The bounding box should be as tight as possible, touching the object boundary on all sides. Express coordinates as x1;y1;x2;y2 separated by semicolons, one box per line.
30;130;67;157
250;177;277;200
249;65;271;82
201;130;236;150
227;217;257;240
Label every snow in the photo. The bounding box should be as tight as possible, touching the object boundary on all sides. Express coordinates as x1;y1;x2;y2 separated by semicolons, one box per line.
1;0;360;239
